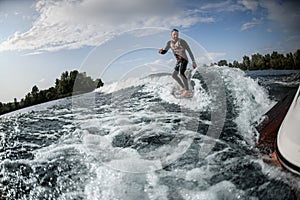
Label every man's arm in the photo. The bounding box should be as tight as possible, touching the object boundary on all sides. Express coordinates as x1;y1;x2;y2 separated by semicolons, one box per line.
182;40;195;62
182;40;197;69
158;41;170;54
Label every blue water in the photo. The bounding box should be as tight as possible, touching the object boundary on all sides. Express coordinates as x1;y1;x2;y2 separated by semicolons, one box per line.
1;67;299;199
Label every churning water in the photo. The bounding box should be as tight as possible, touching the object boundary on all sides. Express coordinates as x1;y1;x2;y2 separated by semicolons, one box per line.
1;66;300;200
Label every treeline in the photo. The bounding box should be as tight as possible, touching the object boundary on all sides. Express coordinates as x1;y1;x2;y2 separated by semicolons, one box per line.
213;49;300;70
0;70;104;115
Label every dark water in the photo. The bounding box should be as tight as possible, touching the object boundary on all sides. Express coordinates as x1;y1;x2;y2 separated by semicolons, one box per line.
1;67;300;200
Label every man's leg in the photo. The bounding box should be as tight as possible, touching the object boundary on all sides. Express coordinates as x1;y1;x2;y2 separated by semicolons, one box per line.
172;62;185;89
179;59;189;91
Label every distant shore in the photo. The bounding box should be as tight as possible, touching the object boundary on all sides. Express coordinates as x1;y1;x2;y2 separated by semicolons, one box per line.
213;49;300;71
0;70;103;116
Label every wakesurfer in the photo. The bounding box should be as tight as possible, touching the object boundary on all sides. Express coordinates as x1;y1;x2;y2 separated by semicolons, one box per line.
158;29;197;97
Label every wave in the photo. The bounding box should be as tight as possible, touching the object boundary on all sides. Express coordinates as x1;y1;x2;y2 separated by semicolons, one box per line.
95;66;273;143
3;66;295;200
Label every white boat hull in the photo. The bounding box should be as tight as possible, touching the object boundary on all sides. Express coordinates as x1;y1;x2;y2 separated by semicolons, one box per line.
276;85;300;176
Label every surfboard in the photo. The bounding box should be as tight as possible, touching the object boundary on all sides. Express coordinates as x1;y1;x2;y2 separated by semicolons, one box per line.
171;89;194;99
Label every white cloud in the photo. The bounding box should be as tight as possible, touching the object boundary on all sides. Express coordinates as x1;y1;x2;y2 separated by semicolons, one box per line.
200;0;245;12
260;0;300;33
240;18;262;31
199;0;259;14
206;52;226;62
21;51;43;56
237;0;258;11
286;35;300;42
0;0;212;53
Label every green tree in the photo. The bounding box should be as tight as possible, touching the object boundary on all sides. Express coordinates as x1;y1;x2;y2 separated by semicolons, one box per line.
37;90;47;103
264;54;271;69
59;71;69;95
24;92;32;106
250;53;265;70
45;87;56;100
6;102;13;112
286;53;295;69
294;49;300;69
31;85;39;95
218;60;228;66
96;79;104;88
73;72;96;93
31;85;39;104
232;60;239;68
14;98;19;109
243;56;250;70
20;98;25;108
270;51;279;69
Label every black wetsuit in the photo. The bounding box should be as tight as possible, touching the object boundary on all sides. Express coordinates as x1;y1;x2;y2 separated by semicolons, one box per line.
160;38;195;90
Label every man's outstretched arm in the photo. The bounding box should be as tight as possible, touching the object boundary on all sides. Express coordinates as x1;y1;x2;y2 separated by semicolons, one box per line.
158;41;170;54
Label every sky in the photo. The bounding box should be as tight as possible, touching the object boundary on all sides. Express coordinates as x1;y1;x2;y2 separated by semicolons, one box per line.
0;0;299;103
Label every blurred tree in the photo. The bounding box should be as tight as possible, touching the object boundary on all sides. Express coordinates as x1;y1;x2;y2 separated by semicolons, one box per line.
232;60;239;68
24;92;32;107
294;49;300;69
218;60;228;66
271;51;281;69
96;79;104;88
264;54;271;69
31;85;39;104
243;56;250;70
14;98;19;109
251;53;265;70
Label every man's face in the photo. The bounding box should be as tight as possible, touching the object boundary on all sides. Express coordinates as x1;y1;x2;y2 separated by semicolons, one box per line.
171;31;179;41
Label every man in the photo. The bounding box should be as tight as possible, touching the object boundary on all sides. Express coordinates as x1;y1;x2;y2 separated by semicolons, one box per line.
158;29;197;97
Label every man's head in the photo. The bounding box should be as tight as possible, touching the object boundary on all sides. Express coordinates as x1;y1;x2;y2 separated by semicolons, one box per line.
171;29;179;41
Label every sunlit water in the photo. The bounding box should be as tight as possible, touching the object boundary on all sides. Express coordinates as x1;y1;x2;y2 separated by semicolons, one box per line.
1;67;300;200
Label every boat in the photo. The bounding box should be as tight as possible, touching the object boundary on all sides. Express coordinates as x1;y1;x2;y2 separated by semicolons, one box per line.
256;85;300;175
276;85;300;175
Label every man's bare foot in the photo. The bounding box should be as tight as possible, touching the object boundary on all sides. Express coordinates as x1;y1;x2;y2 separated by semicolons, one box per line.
180;90;190;97
178;88;185;92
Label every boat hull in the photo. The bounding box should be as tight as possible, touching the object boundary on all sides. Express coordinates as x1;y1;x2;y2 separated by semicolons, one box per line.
276;85;300;175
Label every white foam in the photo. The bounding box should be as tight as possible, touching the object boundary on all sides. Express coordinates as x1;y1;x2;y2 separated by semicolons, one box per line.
85;165;149;200
95;76;147;94
214;66;274;143
145;172;169;200
180;180;245;200
95;73;211;111
106;157;162;173
185;167;212;183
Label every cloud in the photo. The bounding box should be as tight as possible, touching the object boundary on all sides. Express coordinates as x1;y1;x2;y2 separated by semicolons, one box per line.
286;35;300;42
260;0;300;33
240;18;262;31
200;0;245;12
21;51;43;56
0;0;213;53
206;52;226;62
237;0;258;11
198;0;259;17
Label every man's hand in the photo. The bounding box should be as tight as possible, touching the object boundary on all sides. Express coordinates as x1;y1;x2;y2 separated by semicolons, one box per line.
158;48;163;54
192;62;197;69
